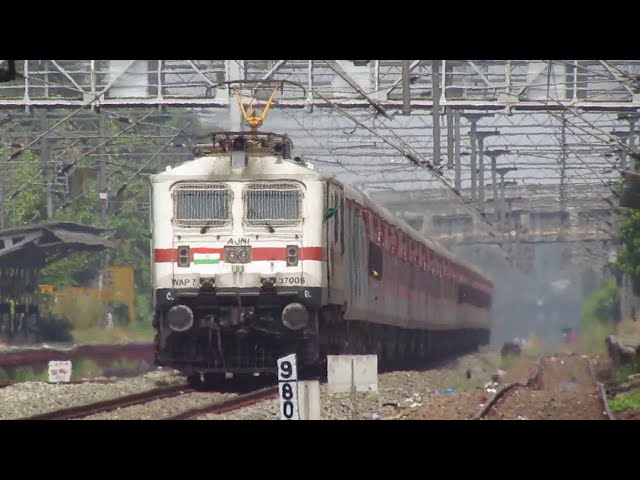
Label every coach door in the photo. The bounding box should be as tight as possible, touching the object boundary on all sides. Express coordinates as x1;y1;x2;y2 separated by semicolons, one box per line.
326;182;345;304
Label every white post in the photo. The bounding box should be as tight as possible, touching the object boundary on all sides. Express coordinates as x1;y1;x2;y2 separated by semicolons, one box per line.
298;380;321;420
350;357;356;420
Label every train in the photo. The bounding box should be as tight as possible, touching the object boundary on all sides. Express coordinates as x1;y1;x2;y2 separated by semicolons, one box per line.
149;129;493;388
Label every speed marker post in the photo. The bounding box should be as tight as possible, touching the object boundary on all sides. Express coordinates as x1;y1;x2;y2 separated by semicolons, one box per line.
48;360;72;383
277;353;299;420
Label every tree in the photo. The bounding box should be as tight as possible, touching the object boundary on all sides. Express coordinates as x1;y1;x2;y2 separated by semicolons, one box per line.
615;209;640;294
1;107;203;322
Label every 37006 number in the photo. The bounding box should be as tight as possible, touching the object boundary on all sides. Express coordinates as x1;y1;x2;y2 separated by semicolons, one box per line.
278;276;305;285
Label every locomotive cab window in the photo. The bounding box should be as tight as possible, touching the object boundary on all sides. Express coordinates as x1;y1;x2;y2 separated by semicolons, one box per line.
173;183;231;228
369;241;383;280
244;182;302;226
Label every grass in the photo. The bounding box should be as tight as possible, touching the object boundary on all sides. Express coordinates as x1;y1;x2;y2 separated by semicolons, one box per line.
478;354;500;371
610;389;640;413
9;367;48;382
576;320;616;356
520;334;546;359
616;362;640;382
455;380;484;390
0;357;144;384
616;317;640;341
71;359;103;381
103;358;141;377
71;321;154;344
576;278;619;356
500;354;519;371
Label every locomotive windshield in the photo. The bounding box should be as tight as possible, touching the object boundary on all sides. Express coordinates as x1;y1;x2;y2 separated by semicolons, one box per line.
244;183;302;226
173;183;231;227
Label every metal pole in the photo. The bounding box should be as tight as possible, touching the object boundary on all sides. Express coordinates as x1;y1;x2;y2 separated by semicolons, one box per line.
402;60;411;116
307;60;314;114
432;60;441;165
630;119;636;171
454;110;461;191
560;113;567;208
447;108;454;168
500;175;506;230
228;60;245;131
39;110;54;219
97;112;110;311
612;130;629;172
478;136;485;212
99;112;107;225
491;157;498;218
470;120;477;201
0;130;4;228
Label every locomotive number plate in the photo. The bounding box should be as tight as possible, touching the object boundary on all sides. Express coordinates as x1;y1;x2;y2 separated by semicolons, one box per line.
171;274;200;288
276;273;307;285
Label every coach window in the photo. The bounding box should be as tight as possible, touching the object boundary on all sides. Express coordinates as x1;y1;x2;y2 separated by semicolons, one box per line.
369;241;383;280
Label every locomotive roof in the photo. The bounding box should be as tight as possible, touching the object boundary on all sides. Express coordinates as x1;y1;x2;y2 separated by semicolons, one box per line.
152;150;491;286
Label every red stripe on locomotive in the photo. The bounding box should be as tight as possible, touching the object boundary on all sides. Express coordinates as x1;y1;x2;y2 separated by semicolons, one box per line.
154;246;324;263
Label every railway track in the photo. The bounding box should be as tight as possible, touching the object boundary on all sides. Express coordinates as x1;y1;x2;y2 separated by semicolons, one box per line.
471;358;543;420
472;353;613;420
165;386;278;420
20;383;194;420
18;380;278;420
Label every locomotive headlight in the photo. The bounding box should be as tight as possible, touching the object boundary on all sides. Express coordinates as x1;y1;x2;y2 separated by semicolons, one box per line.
237;247;251;263
286;245;299;267
225;247;237;262
261;277;276;288
166;304;194;332
281;302;308;331
224;246;251;264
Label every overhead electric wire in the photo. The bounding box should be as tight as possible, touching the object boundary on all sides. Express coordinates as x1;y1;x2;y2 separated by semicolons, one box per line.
7;111;156;200
25;122;192;223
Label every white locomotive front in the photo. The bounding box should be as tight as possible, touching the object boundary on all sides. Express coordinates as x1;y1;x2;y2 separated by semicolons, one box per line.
150;133;326;385
148;82;493;386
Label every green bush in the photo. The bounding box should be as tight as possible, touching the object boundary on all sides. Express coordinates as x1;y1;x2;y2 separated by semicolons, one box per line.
10;367;46;382
500;354;518;371
578;278;620;355
616;362;640;382
581;278;620;330
610;389;640;413
72;359;102;380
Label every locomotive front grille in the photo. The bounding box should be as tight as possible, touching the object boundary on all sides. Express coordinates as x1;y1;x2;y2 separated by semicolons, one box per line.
244;183;301;227
173;183;231;228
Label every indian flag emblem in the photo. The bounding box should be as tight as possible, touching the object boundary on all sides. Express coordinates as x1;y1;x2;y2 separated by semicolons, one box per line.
193;252;221;265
